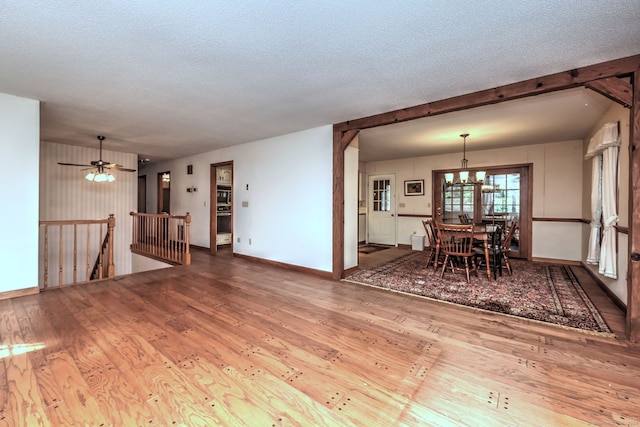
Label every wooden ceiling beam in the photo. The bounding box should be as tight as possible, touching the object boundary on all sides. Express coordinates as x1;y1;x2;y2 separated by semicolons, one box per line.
340;129;360;151
335;54;640;132
585;77;633;108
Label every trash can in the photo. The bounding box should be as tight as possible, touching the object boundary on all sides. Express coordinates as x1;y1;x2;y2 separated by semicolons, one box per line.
411;234;425;251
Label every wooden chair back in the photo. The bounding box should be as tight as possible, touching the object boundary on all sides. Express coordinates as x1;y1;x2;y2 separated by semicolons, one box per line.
458;213;472;224
422;219;438;248
438;223;475;257
501;220;518;253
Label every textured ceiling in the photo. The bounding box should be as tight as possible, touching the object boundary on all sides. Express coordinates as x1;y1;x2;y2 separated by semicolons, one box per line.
1;1;639;163
358;87;616;162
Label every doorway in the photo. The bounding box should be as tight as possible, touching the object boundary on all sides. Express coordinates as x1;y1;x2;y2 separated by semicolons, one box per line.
367;174;396;245
138;175;147;213
433;164;531;259
157;171;171;214
210;161;234;254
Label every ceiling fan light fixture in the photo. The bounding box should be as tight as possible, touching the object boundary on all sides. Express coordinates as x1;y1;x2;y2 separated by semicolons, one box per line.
60;135;134;183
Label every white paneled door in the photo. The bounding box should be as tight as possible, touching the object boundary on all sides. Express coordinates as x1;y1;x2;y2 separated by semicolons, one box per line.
368;174;396;245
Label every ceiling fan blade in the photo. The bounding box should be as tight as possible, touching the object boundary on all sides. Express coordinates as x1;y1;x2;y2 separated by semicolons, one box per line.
59;137;136;173
58;162;93;167
105;164;137;172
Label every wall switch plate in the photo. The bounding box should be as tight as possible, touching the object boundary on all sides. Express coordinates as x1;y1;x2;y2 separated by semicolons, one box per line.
242;201;249;207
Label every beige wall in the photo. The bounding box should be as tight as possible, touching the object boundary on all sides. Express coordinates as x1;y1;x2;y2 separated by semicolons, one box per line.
39;141;138;280
365;139;584;261
582;103;630;305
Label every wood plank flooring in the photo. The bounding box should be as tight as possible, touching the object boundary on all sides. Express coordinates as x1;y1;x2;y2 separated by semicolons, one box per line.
0;247;638;426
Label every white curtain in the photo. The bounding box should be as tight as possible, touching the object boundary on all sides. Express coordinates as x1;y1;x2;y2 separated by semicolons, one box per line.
584;121;620;277
599;146;618;279
586;156;602;264
482;190;494;215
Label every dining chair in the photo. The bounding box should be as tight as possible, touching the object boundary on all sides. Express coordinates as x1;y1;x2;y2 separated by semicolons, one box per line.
474;225;504;279
458;213;472;224
500;220;519;276
437;222;478;282
422;219;442;270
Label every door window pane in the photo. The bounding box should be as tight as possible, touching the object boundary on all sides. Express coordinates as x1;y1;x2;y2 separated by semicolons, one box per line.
443;183;474;223
373;179;391;212
481;173;520;251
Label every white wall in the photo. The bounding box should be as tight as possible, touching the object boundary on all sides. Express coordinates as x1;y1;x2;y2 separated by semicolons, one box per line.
140;125;334;272
344;145;359;269
0;92;40;292
365;139;584;261
39;142;138;277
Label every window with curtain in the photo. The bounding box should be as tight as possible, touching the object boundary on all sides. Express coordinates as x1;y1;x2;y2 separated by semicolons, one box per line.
585;122;620;279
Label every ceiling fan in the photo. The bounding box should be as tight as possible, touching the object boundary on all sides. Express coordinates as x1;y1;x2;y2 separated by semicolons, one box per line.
58;135;136;182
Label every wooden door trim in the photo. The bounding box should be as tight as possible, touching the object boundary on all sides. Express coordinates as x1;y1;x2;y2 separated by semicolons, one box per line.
332;54;640;341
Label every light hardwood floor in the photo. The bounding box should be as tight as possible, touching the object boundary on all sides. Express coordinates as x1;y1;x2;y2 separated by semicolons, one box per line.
1;247;638;426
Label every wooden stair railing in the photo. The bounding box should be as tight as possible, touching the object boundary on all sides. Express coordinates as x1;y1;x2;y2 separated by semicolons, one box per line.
130;212;191;265
90;225;114;280
39;214;115;289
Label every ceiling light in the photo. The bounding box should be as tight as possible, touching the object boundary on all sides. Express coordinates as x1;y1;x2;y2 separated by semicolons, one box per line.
85;167;115;182
445;133;486;185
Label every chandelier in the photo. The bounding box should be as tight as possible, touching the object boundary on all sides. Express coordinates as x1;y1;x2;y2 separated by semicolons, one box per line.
85;167;115;182
444;133;486;185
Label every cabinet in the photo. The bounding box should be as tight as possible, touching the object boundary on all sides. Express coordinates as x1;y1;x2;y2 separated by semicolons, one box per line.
215;165;233;247
217;168;232;185
216;232;232;245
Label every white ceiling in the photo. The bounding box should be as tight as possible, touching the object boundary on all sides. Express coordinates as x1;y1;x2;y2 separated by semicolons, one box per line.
1;2;639;164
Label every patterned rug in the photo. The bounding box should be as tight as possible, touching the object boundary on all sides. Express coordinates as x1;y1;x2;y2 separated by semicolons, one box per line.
358;244;391;254
344;251;612;334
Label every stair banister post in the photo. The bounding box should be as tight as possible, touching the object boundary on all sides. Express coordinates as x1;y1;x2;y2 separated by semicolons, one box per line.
184;212;191;265
107;214;116;278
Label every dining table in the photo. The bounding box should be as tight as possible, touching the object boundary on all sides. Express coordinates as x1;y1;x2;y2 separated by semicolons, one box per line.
433;223;497;280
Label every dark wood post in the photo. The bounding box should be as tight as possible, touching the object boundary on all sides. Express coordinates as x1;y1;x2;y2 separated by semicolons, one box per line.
107;214;115;278
628;69;640;342
184;212;191;265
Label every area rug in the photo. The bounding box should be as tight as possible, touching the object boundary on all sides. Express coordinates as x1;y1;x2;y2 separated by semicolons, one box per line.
358;244;391;254
344;251;612;334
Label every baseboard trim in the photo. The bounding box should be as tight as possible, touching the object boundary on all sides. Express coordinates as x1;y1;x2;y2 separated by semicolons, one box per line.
0;286;40;301
580;262;627;314
233;253;333;279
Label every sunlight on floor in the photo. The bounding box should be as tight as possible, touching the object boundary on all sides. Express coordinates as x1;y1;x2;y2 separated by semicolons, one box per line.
0;343;45;358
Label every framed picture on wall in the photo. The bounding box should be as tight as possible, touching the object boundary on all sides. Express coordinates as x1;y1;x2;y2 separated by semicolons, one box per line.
404;179;424;196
